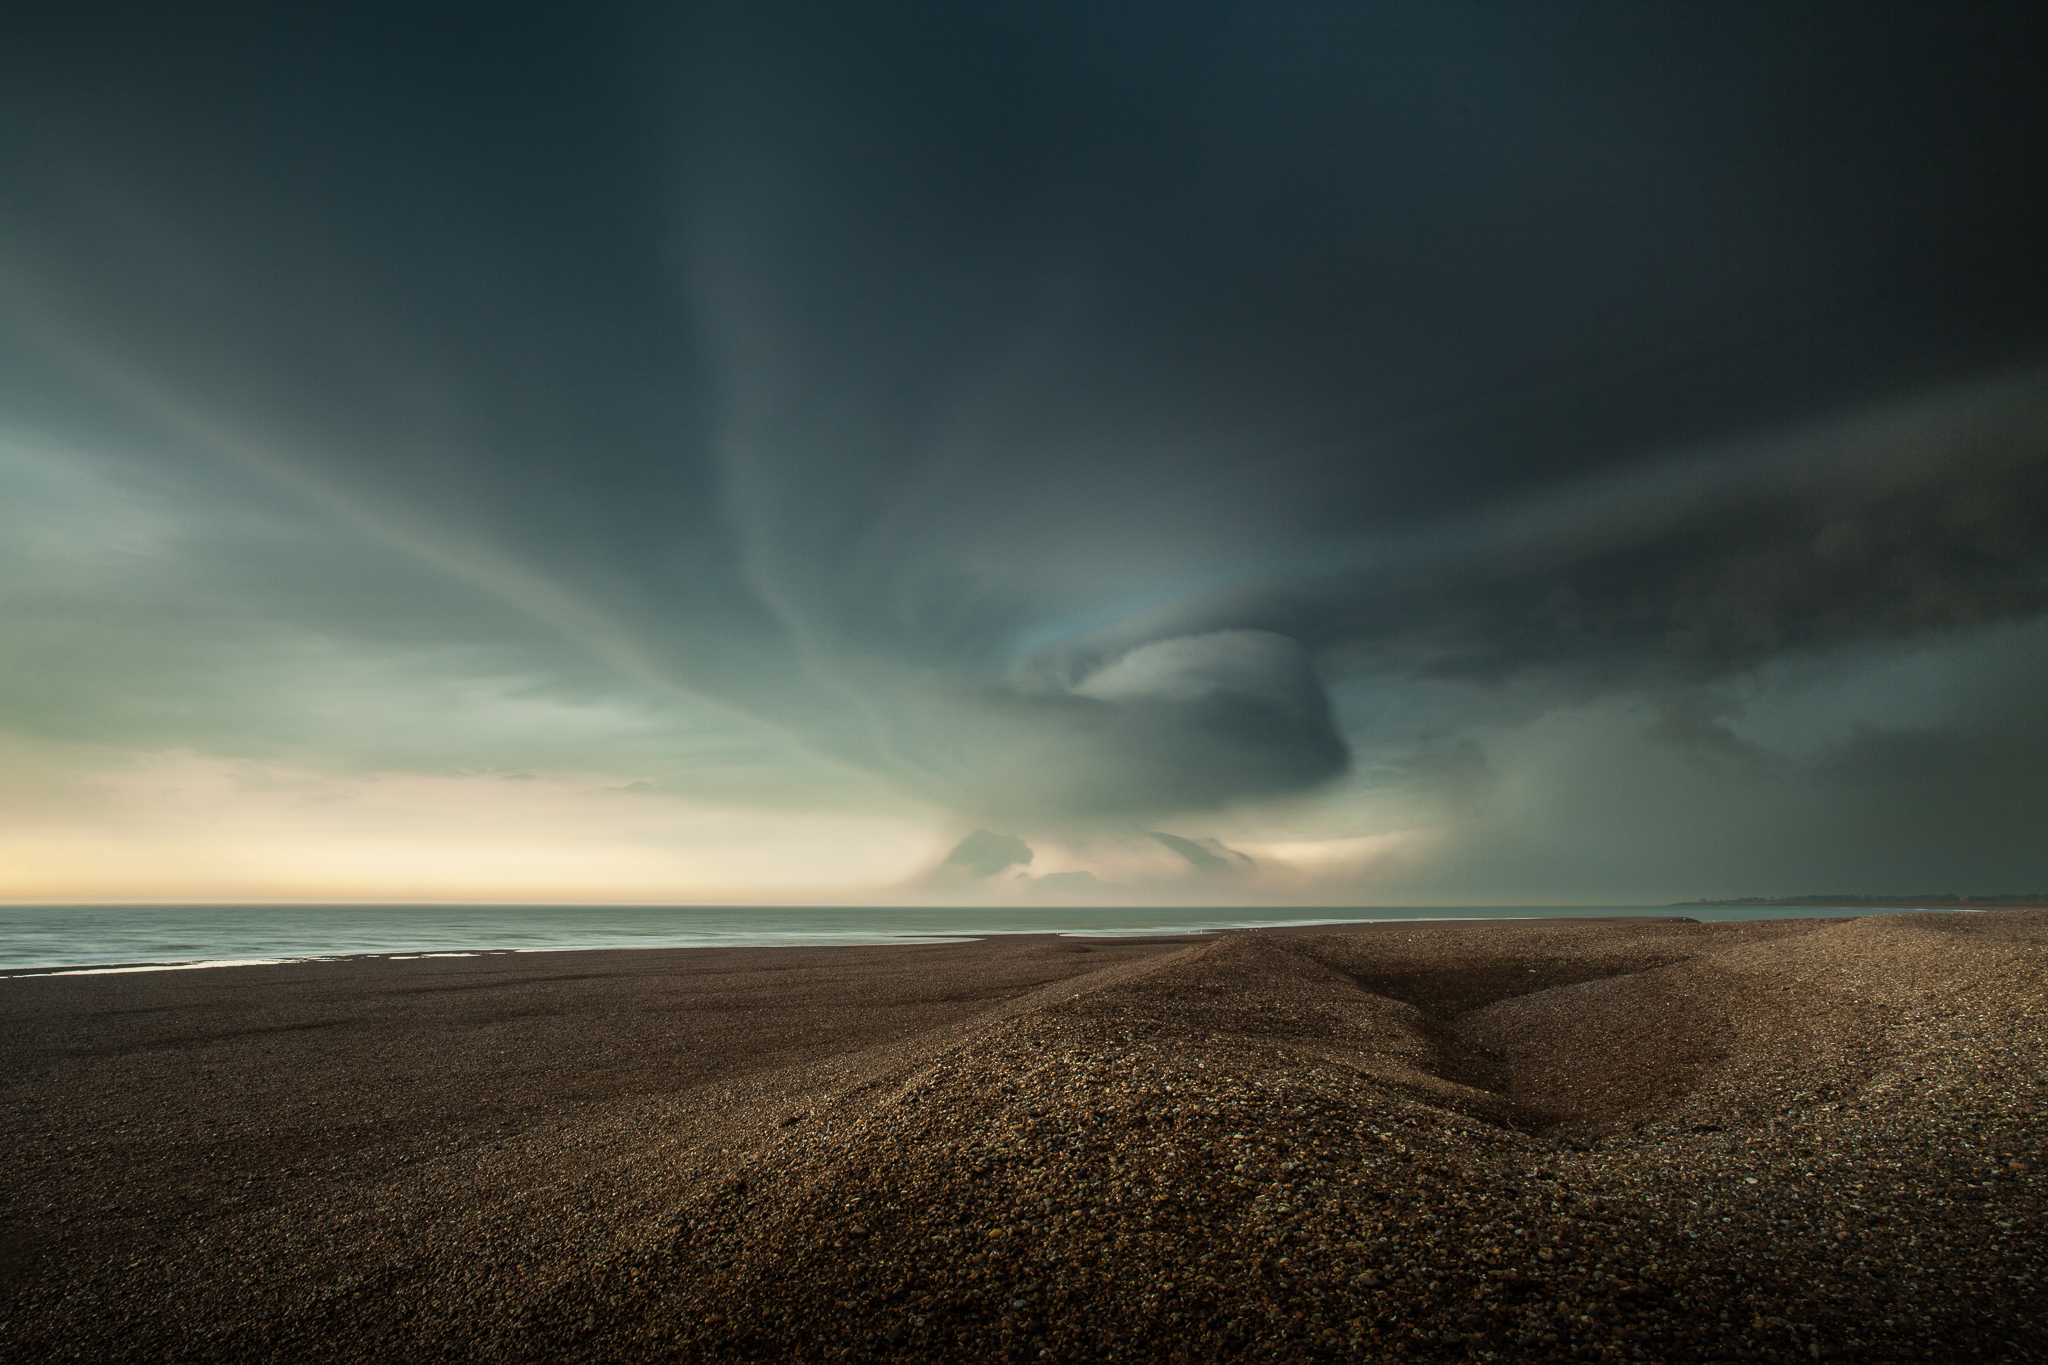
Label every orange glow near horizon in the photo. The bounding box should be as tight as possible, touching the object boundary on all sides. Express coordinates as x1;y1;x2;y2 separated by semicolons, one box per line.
0;743;1449;906
0;750;951;903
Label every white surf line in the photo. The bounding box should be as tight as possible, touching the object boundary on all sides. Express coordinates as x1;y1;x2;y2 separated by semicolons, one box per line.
38;957;290;975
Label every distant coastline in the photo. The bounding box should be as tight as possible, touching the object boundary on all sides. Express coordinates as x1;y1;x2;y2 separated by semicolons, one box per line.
1674;893;2048;907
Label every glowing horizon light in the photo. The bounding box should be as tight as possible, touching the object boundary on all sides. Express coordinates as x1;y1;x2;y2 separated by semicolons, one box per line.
0;751;951;904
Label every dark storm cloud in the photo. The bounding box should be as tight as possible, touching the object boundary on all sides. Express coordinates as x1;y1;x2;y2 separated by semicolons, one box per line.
3;2;2046;838
944;830;1032;879
1030;376;2048;703
1149;833;1253;873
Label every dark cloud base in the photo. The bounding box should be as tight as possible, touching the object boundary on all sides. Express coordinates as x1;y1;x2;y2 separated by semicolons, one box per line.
2;2;2045;891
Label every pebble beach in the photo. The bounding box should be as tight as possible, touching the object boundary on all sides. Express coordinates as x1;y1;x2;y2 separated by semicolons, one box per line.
3;910;2042;1362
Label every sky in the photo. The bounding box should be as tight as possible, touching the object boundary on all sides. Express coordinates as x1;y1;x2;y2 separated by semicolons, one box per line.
2;2;2045;905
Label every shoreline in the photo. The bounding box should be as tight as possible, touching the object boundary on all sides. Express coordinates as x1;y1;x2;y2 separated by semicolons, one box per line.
4;910;2041;1362
0;911;1688;978
0;907;1969;979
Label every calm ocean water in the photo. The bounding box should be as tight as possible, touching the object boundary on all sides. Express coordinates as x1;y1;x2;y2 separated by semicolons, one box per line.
0;902;1953;974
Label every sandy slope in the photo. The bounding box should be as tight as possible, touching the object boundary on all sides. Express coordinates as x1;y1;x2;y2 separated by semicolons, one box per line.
2;913;2042;1363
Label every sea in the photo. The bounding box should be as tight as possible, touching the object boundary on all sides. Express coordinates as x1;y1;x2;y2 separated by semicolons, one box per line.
0;901;1966;975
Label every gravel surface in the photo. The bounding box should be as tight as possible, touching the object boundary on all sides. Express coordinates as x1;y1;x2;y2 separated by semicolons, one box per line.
3;912;2042;1362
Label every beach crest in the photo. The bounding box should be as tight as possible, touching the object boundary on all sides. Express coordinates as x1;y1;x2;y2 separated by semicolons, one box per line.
3;911;2042;1362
